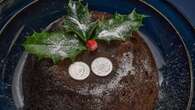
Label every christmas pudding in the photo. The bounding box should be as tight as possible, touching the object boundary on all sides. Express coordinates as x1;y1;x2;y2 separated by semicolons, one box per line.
22;0;159;110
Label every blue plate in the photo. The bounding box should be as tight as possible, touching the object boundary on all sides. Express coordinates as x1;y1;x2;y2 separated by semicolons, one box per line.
143;1;195;109
0;0;193;110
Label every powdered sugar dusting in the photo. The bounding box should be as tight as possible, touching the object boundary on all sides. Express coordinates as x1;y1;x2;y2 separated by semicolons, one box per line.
68;17;88;32
76;52;135;96
97;21;132;41
117;52;135;75
142;57;152;73
47;34;81;58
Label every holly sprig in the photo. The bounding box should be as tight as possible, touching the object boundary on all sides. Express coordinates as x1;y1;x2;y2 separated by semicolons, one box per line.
23;0;146;64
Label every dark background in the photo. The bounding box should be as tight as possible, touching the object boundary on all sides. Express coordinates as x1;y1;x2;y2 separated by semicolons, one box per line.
166;0;195;27
0;0;195;28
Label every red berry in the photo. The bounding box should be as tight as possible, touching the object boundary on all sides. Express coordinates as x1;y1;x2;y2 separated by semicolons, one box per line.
86;39;98;51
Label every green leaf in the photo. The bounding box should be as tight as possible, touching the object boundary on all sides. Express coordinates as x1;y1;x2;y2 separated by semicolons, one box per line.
67;0;90;24
86;21;99;39
64;0;95;41
64;17;87;41
96;9;146;42
23;32;86;63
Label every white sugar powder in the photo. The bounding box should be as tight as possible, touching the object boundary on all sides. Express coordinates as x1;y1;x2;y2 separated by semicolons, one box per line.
76;52;135;96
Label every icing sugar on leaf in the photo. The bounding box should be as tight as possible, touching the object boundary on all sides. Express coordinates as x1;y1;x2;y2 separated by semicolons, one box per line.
23;32;86;63
23;0;147;64
64;0;98;41
96;10;146;42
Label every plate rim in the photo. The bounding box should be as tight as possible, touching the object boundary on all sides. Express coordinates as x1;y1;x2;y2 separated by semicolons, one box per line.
140;1;193;109
0;0;193;109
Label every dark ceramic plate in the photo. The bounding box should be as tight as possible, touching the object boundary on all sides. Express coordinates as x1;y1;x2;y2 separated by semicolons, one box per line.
0;0;193;110
143;1;195;109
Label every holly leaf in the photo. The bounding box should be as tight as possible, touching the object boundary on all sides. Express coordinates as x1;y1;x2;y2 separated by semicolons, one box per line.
96;10;146;42
64;17;98;41
66;0;90;24
86;21;99;39
64;0;97;41
23;32;86;63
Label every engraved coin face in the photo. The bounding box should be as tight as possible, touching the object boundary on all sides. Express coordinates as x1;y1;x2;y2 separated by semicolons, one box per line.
91;57;113;77
68;62;90;80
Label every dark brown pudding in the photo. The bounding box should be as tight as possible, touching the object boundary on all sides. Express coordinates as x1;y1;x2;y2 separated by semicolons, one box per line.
22;11;159;110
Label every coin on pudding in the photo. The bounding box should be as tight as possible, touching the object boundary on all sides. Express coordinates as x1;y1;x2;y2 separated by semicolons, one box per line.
91;57;113;77
68;62;90;80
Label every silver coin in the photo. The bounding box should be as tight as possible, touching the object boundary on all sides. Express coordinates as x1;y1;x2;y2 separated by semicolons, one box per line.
91;57;113;77
68;62;90;80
